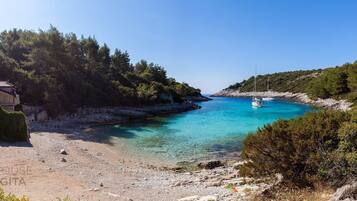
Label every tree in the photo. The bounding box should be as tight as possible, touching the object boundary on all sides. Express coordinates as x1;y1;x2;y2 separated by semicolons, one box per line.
0;26;202;116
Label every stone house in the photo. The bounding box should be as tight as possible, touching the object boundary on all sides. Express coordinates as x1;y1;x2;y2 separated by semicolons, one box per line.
0;81;20;111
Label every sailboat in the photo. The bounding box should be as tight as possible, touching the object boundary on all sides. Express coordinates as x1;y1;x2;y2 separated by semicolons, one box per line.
262;77;274;101
252;74;263;107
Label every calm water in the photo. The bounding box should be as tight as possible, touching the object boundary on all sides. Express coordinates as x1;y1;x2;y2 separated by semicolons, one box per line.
90;97;313;163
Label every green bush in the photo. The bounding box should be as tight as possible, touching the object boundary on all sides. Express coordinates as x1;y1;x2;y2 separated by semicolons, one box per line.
240;110;351;187
0;107;28;142
318;122;357;186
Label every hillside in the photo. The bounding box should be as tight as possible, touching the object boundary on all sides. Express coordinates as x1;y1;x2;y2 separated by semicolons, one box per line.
0;27;204;117
222;62;357;104
226;69;321;93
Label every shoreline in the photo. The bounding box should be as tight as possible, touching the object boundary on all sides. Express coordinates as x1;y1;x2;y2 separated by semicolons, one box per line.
212;90;353;111
29;102;202;132
0;95;339;200
0;129;268;201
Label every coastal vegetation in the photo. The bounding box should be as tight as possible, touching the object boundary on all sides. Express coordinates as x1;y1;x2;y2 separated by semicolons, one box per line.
226;62;357;104
240;109;356;189
0;26;201;116
0;107;28;142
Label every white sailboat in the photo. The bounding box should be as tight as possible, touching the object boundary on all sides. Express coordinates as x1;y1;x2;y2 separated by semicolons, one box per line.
262;77;274;101
252;74;263;107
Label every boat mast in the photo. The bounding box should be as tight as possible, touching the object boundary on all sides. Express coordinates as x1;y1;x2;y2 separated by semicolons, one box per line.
254;74;256;93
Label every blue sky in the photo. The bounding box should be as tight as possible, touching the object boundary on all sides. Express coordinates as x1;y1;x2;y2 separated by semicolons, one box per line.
1;0;357;93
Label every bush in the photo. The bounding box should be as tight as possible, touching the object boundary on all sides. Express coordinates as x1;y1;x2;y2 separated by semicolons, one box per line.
0;107;28;142
319;122;357;186
240;110;351;187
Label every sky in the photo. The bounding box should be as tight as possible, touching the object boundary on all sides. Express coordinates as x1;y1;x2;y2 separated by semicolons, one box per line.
1;0;357;93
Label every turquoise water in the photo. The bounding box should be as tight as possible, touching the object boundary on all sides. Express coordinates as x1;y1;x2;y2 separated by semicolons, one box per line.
90;97;313;162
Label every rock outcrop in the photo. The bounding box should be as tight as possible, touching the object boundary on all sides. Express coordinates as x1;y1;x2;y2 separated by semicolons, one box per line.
329;181;357;201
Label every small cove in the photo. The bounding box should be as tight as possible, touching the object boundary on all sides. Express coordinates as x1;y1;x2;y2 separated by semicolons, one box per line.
89;97;314;163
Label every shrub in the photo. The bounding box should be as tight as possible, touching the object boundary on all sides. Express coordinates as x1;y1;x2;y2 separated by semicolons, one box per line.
240;110;351;187
0;107;28;142
319;122;357;186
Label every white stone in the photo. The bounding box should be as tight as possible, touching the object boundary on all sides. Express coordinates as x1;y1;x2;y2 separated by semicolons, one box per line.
178;195;199;201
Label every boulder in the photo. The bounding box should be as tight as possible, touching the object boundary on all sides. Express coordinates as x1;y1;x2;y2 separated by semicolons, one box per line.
329;181;357;201
197;160;223;169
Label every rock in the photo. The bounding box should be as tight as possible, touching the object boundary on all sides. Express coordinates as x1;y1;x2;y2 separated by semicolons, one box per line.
222;173;236;180
199;176;209;182
89;188;100;192
60;149;67;155
329;181;357;201
178;194;219;201
232;161;246;170
197;160;223;169
172;180;193;187
177;195;199;201
205;180;222;187
198;195;218;201
61;158;67;162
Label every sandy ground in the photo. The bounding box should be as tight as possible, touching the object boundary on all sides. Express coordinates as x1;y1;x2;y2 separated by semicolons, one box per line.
0;130;253;201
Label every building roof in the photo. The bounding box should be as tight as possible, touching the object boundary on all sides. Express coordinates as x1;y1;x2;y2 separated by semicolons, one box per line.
0;81;14;87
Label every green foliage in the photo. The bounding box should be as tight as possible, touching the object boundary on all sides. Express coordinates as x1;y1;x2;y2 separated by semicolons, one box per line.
0;27;201;116
240;110;352;187
227;70;321;93
226;62;357;104
307;67;350;99
319;122;357;186
0;107;28;142
0;188;28;201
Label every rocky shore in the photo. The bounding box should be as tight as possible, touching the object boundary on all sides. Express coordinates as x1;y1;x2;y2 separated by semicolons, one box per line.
213;89;353;111
29;102;201;131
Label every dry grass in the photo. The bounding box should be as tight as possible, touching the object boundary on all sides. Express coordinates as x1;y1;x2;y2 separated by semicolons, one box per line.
253;183;335;201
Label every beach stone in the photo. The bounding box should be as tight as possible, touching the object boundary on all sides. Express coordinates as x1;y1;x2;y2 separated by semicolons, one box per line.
60;149;67;155
172;180;193;187
89;188;99;192
223;173;236;180
197;160;223;169
198;194;218;201
232;161;247;170
61;158;67;162
177;195;199;201
205;180;222;187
